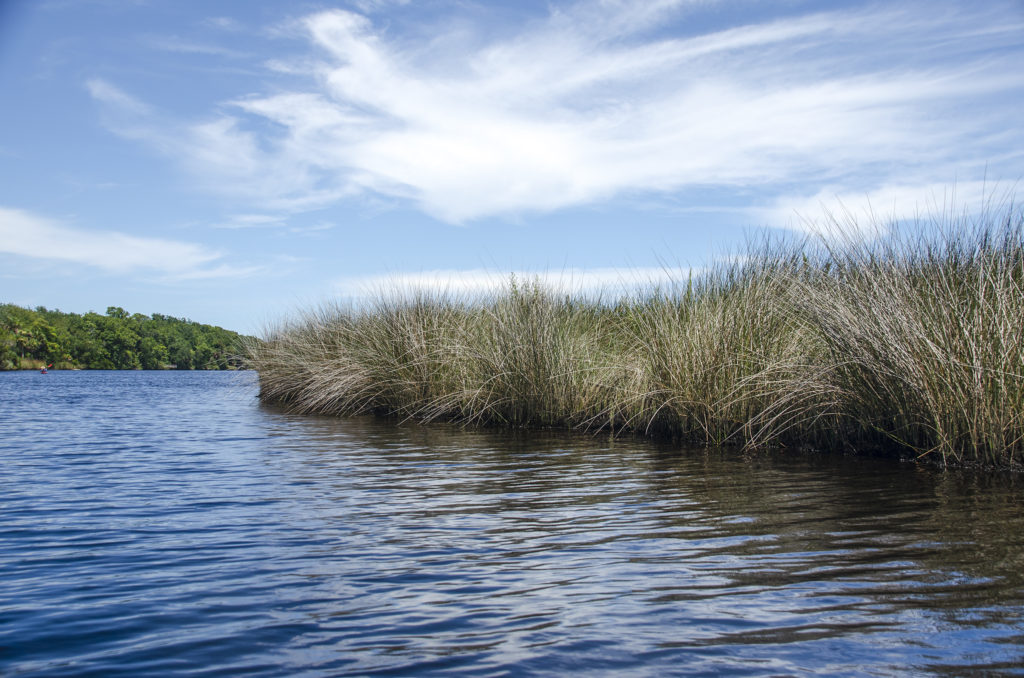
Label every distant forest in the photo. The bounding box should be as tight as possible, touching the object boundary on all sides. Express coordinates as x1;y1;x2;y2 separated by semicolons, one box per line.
0;304;253;370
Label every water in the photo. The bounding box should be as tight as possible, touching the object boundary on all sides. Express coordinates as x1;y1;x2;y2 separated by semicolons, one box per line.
1;371;1023;676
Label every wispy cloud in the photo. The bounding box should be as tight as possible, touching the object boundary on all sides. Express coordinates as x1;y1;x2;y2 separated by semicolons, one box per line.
0;206;257;279
349;0;411;15
210;212;335;234
89;1;1024;224
334;265;695;299
214;213;287;229
145;35;249;58
87;78;356;211
202;16;242;32
86;78;151;116
760;180;1020;235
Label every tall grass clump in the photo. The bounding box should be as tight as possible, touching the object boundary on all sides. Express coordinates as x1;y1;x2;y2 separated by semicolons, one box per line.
430;277;618;427
794;206;1024;465
621;247;839;448
247;203;1024;468
250;293;469;417
450;278;622;428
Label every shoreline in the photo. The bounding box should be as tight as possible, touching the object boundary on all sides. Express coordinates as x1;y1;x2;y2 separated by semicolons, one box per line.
249;208;1024;471
256;401;1024;474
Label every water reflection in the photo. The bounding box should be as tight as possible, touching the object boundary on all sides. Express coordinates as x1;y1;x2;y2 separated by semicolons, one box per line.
254;405;1024;675
0;372;1022;676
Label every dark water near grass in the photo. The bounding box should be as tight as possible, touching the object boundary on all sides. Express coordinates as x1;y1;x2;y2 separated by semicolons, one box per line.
2;371;1024;676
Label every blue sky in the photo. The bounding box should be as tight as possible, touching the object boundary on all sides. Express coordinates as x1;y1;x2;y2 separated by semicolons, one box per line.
1;0;1022;334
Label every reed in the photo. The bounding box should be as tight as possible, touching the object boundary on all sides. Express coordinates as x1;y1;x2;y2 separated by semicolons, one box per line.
247;205;1024;467
619;250;839;448
793;206;1024;465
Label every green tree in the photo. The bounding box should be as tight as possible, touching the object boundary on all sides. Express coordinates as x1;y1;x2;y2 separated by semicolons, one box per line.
138;336;169;370
168;338;194;369
0;326;16;369
99;318;141;369
192;341;215;369
0;303;255;370
73;313;113;368
28;318;63;365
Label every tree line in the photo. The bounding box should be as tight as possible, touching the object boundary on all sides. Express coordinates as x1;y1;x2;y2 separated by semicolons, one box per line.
0;304;254;370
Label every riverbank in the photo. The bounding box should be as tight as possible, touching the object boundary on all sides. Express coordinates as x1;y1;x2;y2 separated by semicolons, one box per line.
0;305;251;371
248;207;1024;468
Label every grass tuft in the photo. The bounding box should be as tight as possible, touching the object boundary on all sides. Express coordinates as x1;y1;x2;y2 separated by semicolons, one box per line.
247;205;1024;468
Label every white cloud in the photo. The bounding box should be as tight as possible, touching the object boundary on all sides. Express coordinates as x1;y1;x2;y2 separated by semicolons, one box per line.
214;213;286;229
334;266;695;299
211;213;335;234
85;78;151;116
146;36;248;58
350;0;411;14
89;1;1024;222
0;206;254;279
203;16;242;31
759;181;1019;236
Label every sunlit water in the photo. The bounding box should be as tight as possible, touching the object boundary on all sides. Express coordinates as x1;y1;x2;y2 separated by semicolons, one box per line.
2;371;1023;676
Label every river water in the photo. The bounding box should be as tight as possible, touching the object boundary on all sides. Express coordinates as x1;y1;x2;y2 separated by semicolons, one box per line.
1;370;1023;676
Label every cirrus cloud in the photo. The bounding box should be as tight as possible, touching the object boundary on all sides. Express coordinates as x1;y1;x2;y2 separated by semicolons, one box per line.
0;206;257;279
333;265;698;300
89;0;1024;225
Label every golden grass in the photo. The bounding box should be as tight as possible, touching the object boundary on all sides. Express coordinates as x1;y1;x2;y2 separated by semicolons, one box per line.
248;207;1024;467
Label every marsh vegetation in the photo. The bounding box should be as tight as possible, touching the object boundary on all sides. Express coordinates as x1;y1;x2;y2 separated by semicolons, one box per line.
248;207;1024;467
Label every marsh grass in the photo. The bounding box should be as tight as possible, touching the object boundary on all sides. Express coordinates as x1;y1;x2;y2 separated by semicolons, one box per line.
794;207;1024;465
248;206;1024;467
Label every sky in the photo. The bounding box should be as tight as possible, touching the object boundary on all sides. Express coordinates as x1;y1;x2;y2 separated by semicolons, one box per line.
1;0;1022;334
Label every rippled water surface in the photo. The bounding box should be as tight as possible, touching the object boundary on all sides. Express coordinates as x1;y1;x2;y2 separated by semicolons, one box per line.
2;371;1024;676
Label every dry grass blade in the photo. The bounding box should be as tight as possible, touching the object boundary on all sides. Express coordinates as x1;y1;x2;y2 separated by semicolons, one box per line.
246;204;1024;468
